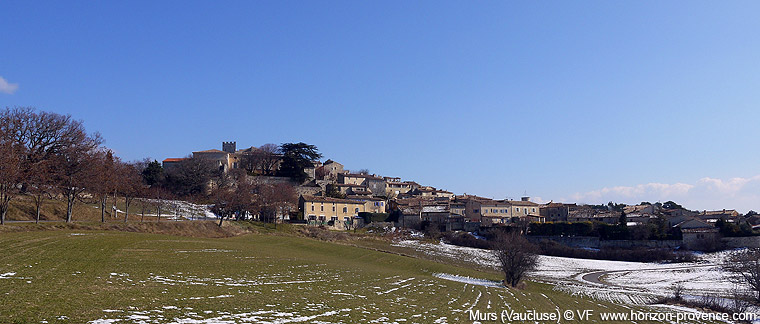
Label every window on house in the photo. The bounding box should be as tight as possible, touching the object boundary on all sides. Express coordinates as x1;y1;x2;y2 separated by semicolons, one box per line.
332;206;335;211
321;205;324;211
355;208;359;213
311;205;314;211
343;207;347;213
331;216;338;221
473;209;479;213
516;208;520;212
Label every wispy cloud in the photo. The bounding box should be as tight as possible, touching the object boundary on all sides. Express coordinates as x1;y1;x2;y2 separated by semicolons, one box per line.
564;175;760;213
0;76;19;94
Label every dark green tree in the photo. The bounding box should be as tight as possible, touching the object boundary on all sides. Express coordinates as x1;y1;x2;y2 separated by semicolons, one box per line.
141;160;165;187
618;210;627;227
662;201;683;210
277;142;322;183
165;157;216;197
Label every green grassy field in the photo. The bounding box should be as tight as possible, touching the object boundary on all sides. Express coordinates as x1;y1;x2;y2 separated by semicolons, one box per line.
0;226;695;323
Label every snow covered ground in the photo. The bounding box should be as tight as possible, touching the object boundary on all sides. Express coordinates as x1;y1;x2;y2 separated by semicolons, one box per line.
393;240;741;305
114;199;218;220
433;273;503;288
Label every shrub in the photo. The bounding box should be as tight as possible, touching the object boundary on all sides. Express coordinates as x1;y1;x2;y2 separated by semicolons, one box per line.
359;212;390;223
442;231;491;249
537;240;679;262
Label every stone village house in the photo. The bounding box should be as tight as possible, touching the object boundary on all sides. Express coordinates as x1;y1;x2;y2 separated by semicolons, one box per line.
299;195;366;230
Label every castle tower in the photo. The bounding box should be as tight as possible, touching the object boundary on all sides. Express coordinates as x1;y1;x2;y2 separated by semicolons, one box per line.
222;141;236;153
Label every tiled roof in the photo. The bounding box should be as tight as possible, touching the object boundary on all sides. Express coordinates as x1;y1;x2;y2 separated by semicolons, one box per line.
700;210;738;215
480;200;538;207
346;195;385;201
301;195;364;204
343;173;384;181
455;195;493;202
193;149;226;153
543;202;571;208
422;205;449;213
162;158;187;163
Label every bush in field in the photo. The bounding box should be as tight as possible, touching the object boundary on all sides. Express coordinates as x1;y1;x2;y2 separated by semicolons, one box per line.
442;232;491;249
491;231;539;288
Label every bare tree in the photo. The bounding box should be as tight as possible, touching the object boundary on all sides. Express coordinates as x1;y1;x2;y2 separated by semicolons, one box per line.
255;183;296;227
117;162;144;223
210;177;254;227
52;133;102;223
723;249;760;302
26;159;54;224
257;143;280;176
54;149;99;223
238;151;260;174
491;231;539;288
0;129;23;225
91;150;119;222
237;144;280;176
149;186;171;222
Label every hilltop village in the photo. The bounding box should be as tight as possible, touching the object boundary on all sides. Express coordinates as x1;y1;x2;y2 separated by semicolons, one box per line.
162;142;760;251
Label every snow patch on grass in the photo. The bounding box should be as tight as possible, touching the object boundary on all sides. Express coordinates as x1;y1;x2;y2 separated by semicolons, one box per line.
0;272;17;279
396;238;736;305
90;308;353;323
433;273;502;288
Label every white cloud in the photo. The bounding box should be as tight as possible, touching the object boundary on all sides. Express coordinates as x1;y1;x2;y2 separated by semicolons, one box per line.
0;76;19;94
563;175;760;213
531;196;548;204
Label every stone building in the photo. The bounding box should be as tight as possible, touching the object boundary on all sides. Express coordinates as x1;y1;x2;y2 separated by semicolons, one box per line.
540;202;572;222
339;173;387;196
384;177;420;196
321;160;345;180
299;195;365;229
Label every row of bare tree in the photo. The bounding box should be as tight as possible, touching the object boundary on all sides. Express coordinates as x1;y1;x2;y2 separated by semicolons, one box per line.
0;106;299;225
1;107;105;224
0;107;159;224
209;170;297;226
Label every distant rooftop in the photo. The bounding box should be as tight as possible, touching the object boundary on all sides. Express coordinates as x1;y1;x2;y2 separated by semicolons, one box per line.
162;158;187;163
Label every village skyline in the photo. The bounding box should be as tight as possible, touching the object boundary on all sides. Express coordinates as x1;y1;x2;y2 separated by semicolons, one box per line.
162;140;758;214
2;1;759;212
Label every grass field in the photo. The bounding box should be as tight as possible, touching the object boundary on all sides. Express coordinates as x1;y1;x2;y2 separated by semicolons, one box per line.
0;225;710;323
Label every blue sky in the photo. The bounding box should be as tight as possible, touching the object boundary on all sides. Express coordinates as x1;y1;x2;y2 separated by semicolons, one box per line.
2;1;759;211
